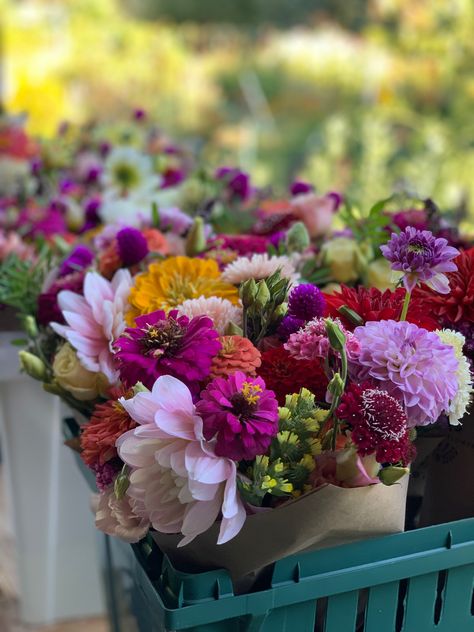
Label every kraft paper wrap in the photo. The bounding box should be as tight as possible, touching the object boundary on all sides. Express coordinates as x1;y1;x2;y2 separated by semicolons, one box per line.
152;476;408;584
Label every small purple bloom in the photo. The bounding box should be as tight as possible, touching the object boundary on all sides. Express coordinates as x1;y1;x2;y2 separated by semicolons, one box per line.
288;283;326;321
59;245;94;276
161;167;185;188
93;460;121;492
290;180;314;196
115;309;221;390
59;178;79;196
277;314;305;341
159;206;193;235
216;167;251;201
380;227;459;293
133;108;146;121
116;227;149;266
327;191;343;211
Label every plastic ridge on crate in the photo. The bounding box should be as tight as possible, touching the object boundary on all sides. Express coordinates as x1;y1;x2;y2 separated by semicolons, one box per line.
129;517;474;632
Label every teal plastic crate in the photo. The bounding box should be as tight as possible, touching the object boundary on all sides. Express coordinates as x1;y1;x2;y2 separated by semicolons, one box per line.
120;518;474;632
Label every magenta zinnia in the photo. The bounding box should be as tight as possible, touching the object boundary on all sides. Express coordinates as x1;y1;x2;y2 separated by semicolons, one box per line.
115;309;221;390
196;371;279;460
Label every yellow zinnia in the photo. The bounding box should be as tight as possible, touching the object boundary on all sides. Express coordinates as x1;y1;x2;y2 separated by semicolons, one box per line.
128;256;239;321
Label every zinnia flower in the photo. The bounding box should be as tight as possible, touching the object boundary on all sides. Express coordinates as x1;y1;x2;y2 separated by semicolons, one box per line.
435;329;472;425
80;388;137;468
118;375;246;545
352;320;459;427
210;336;261;379
128;256;239;319
412;248;474;324
177;296;243;335
221;253;299;285
196;372;279;461
257;346;328;405
380;227;459;293
51;269;133;382
337;383;412;465
115;309;221;390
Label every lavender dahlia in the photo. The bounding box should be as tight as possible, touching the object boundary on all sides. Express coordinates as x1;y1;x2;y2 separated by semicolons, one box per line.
115;309;221;390
380;227;459;294
352;320;459;427
196;371;279;461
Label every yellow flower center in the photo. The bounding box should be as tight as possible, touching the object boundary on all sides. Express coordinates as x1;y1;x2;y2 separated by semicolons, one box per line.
241;381;262;405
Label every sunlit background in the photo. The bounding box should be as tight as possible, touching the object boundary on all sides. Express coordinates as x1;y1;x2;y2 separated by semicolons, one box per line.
2;0;474;221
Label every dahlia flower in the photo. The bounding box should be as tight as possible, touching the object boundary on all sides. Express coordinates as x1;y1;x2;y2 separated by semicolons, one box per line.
128;256;239;319
177;296;243;335
435;329;472;425
51;269;133;382
285;317;360;361
380;227;459;293
115;309;221;390
221;253;299;286
118;375;246;545
196;371;279;461
94;487;150;543
210;336;261;379
352;320;459;427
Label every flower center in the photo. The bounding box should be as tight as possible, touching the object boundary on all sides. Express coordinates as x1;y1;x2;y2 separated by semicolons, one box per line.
230;382;262;420
112;162;140;189
407;241;428;255
141;319;184;358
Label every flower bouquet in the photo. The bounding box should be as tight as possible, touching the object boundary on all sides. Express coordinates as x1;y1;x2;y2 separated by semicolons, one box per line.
8;193;472;585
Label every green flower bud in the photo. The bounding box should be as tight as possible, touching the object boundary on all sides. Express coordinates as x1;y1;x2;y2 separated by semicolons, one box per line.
270;303;287;323
327;373;345;398
337;305;364;327
185;216;206;256
378;466;409;486
114;469;130;500
325;318;346;352
23;315;38;338
225;321;244;336
132;382;150;395
254;280;271;310
239;278;258;308
286;221;310;253
19;350;48;381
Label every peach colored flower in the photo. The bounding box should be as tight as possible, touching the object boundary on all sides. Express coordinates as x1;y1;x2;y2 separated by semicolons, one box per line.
93;488;150;543
210;335;261;379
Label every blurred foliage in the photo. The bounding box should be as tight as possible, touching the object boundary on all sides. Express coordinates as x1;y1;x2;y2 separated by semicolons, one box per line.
2;0;474;225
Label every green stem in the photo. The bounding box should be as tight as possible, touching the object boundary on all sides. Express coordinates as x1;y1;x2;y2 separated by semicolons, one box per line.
400;290;411;321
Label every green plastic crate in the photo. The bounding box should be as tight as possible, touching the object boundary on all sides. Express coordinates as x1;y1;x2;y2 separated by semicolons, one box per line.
110;517;474;632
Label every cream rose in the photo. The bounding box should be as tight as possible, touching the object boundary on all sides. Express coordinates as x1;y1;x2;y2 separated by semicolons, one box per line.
367;258;402;291
53;343;107;401
321;237;366;284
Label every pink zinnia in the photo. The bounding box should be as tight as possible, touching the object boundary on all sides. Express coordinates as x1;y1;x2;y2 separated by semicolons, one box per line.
196;372;279;461
51;269;132;383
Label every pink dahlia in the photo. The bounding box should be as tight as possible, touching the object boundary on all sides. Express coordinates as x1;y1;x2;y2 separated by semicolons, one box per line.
115;309;221;390
118;375;246;545
352;320;459;427
51;269;132;383
196;372;279;461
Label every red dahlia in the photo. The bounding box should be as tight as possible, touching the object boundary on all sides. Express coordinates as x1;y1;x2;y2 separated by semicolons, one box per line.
257;346;328;405
324;285;438;331
413;248;474;324
337;383;413;465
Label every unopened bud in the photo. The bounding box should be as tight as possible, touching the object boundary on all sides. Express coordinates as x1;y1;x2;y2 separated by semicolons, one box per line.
185;216;206;256
240;278;258;309
327;373;345;398
114;469;130;500
337;306;364;327
325;318;346;352
379;466;409;486
23;315;39;338
225;321;244;336
254;280;271;310
132;382;149;395
270;303;288;323
286;221;310;253
19;350;48;381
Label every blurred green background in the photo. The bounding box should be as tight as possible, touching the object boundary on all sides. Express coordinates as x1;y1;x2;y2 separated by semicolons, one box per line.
2;0;474;223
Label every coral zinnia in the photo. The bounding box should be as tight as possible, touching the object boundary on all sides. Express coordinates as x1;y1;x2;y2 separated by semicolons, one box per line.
196;371;279;460
337;383;412;465
128;256;239;320
115;309;221;390
80;388;137;469
210;336;261;379
413;248;474;324
324;285;439;331
257;346;328;405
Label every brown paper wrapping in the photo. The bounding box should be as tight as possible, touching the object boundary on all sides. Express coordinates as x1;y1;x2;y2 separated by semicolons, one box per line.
152;476;408;584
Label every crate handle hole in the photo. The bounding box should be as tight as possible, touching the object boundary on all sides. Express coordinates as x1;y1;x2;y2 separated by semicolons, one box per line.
433;569;447;625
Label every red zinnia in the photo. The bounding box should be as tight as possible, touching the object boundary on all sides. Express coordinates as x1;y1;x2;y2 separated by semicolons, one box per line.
413;248;474;324
324;285;438;331
80;387;137;468
257;346;328;405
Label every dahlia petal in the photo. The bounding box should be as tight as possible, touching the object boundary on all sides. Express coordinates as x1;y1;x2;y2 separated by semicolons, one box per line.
117;432;159;468
84;272;113;322
56;291;90;317
151;375;194;416
179;496;222;546
120;391;161;425
424;273;450;294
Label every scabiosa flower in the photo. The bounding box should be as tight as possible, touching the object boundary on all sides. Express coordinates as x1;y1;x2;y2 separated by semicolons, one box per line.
337;383;412;465
210;336;261;379
59;245;94;276
116;226;149;266
257;346;328;405
115;309;221;390
177;296;243;335
285;317;360;361
221;253;299;285
80;388;137;469
288;283;326;321
435;329;472;425
352;320;460;427
196;372;279;460
380;227;459;293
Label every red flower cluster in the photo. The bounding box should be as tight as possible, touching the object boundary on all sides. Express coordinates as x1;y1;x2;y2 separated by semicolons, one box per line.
257;346;328;405
413;248;474;324
337;383;414;465
324;285;438;331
